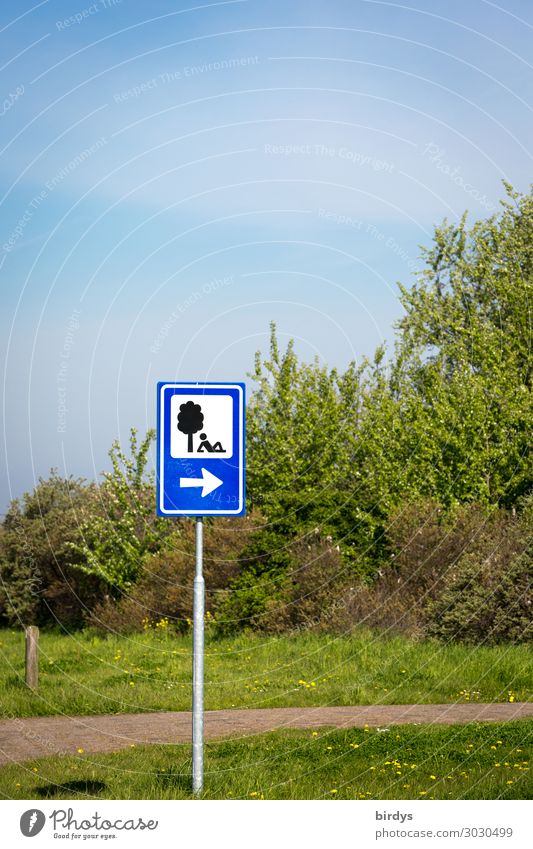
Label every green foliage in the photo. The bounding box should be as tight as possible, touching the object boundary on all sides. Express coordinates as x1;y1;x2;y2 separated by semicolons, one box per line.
426;547;532;645
0;556;38;626
0;473;102;628
214;570;285;635
248;322;355;517
68;428;168;592
89;514;258;634
398;185;531;379
247;323;380;555
325;499;532;642
425;498;532;644
219;188;533;633
232;325;366;629
390;183;532;506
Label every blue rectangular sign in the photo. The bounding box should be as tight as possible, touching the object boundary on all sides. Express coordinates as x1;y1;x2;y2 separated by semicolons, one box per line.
157;382;245;516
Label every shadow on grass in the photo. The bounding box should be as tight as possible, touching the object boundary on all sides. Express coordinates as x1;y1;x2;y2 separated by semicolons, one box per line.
36;779;108;798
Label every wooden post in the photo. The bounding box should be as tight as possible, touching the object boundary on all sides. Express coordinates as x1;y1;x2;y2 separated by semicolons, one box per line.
25;625;39;690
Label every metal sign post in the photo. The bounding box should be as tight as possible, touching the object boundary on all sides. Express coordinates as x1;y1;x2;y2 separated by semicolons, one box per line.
192;516;204;795
156;381;245;795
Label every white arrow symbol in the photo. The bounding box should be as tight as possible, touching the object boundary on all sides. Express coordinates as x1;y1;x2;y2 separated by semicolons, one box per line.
180;468;223;497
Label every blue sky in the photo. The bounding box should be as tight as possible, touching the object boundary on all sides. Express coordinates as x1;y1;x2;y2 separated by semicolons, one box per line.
1;0;532;511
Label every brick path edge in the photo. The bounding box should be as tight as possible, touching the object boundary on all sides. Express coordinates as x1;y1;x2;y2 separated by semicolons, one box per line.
1;702;532;766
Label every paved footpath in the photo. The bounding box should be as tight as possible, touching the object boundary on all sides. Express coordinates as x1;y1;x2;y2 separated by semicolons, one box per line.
1;702;532;766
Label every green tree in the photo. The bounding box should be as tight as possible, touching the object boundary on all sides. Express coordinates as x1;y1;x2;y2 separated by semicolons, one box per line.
218;325;374;632
247;322;366;528
363;183;532;509
398;186;533;504
0;473;102;627
69;428;170;592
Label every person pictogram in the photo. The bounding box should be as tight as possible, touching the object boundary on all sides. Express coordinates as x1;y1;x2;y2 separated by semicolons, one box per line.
197;433;224;453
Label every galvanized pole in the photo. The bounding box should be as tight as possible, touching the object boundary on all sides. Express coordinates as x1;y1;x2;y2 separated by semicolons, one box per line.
192;516;205;795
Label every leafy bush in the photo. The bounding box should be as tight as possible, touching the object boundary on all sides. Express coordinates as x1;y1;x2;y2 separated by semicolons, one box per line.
246;324;382;571
214;530;347;635
425;547;532;645
0;474;104;628
324;499;532;642
89;514;259;634
0;430;173;629
425;498;532;644
68;428;171;592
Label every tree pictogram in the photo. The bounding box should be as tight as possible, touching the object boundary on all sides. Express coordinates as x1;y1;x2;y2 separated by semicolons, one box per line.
177;401;204;452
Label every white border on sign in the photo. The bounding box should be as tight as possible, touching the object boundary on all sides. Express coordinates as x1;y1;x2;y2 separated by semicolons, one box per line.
159;383;244;515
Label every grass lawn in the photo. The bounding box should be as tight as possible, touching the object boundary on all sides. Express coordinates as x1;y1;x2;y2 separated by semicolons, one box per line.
0;720;531;800
0;628;531;718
